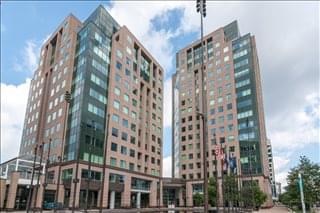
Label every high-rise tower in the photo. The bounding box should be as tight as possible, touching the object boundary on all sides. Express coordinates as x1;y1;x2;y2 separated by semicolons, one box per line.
172;21;272;207
1;5;163;210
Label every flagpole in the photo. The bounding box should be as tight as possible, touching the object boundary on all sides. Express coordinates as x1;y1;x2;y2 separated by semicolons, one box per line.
220;142;225;212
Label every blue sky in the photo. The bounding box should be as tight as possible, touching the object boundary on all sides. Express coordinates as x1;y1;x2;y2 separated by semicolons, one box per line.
1;1;319;187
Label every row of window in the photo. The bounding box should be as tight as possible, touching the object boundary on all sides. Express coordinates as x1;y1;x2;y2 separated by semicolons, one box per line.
110;157;160;175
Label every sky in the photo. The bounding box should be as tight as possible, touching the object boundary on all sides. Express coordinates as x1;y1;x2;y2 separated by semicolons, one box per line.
1;1;319;190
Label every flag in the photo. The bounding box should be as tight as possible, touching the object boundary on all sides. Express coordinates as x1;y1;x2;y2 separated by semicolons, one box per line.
229;153;237;174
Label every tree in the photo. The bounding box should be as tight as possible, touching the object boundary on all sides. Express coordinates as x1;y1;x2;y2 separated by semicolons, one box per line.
193;193;204;206
208;177;218;207
282;156;320;210
240;181;267;208
223;174;239;208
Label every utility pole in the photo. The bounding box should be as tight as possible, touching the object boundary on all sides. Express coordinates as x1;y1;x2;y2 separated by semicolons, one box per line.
298;173;306;213
196;0;208;212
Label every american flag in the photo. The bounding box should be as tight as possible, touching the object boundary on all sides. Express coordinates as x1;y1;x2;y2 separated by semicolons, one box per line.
214;146;224;160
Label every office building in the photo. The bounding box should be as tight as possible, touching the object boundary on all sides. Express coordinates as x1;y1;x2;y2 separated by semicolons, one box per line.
172;21;272;207
1;5;163;210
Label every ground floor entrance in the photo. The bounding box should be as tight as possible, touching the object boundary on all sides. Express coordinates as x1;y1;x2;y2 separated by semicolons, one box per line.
79;190;98;209
130;192;149;208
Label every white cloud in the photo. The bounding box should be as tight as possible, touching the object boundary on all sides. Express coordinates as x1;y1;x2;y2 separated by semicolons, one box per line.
273;156;290;173
13;40;40;73
1;79;31;163
105;1;193;74
273;155;290;189
268;93;319;152
275;171;289;191
163;156;172;177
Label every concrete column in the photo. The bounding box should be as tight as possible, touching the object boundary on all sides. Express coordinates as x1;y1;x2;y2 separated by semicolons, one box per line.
57;185;64;203
186;182;193;207
159;180;163;207
69;166;81;208
179;188;184;207
0;178;6;209
109;191;115;209
6;172;20;209
121;175;131;208
102;170;109;207
136;192;141;209
35;175;45;208
149;180;157;207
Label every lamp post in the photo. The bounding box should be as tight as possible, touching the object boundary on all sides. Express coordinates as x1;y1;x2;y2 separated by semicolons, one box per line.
26;145;38;213
55;90;71;212
41;138;52;213
85;120;95;211
33;142;44;211
213;134;219;213
196;0;208;212
99;114;110;213
246;117;255;209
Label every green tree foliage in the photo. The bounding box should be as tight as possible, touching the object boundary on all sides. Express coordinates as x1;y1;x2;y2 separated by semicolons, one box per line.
192;177;217;207
208;177;218;206
223;174;239;207
240;181;267;208
193;193;204;206
281;156;320;210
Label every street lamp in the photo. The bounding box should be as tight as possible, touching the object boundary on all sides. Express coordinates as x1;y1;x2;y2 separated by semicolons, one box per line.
34;142;44;210
196;0;208;212
247;117;255;209
99;114;110;213
26;145;38;213
85;120;95;212
41;138;52;213
55;90;71;212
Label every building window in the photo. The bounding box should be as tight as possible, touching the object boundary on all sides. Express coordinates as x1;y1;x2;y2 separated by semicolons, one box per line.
123;106;129;115
114;87;121;96
121;146;127;155
112;114;119;123
237;110;253;119
111;143;117;152
124;94;129;102
129;163;135;171
112;128;118;137
121;132;128;141
122;119;129;128
116;61;122;70
130;149;135;158
113;100;120;110
110;157;117;166
237;89;251;98
236;79;250;88
120;160;126;169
